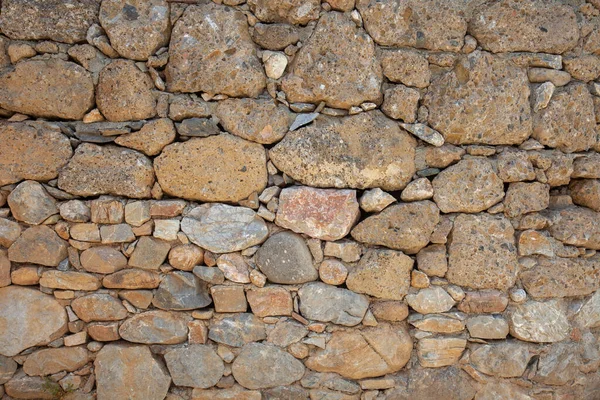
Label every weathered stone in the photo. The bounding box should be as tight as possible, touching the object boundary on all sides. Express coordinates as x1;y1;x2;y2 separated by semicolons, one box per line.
3;371;59;399
97;60;156;122
532;81;555;112
346;249;412;300
208;313;266;347
192;386;262;400
0;219;19;249
99;0;170;61
23;346;89;376
575;290;600;328
216;253;250;283
8;181;57;225
0;60;94;120
211;285;247;313
380;48;430;88
248;0;319;24
533;343;580;386
573;153;600;179
101;223;135;243
528;67;571;87
433;158;504;213
417;337;466;368
166;3;266;97
165;345;224;389
270;111;416;190
469;0;579;54
382;85;419;122
71;293;127;322
521;255;600;298
250;23;300;50
90;199;124;224
425;51;531;145
458;290;508;314
406;286;455;314
358;0;467;51
215;98;294;144
466;315;509;339
169;244;203;271
532;84;595;153
40;270;101;291
152;271;212;310
0;355;17;384
570;179;600;212
0;123;72;186
401;178;434;202
95;344;171;400
8;225;68;267
470;342;532;378
447;213;517;290
416;244;448;277
256;231;317;284
319;259;349;286
115;118;176;156
119;310;191;344
60;200;91;223
509;300;570;343
0;251;9;288
306;324;412;379
298;282;369;326
181;204;268;253
387;366;476;400
359;188;396;213
58;143;154;199
267;320;308;347
0;286;67;357
247;286;292;317
276;186;360;241
409;314;464;333
497;150;535;182
400;123;445;147
119;290;153;309
546;206;600;250
155;135;267;202
129;236;171;270
351;201;439;254
281;12;382;108
103;269;161;289
233;343;305;389
80;246;127;274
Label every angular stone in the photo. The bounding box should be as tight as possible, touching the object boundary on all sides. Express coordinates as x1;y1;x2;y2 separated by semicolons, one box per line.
401;178;434;202
215;98;294;144
533;343;580;386
0;251;9;288
458;290;508;314
80;246;127;274
270;111;416;190
95;344;171;400
251;23;300;50
153;271;212;310
521;255;600;298
208;313;266;347
276;186;360;241
387;366;476;400
99;0;170;61
155;135;267;202
256;231;317;284
400;123;445;147
3;371;58;400
570;179;600;212
298;282;369;326
247;286;293;317
216;253;250;283
0;286;67;357
23;346;89;376
58;143;154;199
40;270;101;291
8;225;67;267
532;83;596;153
211;285;247;313
281;12;382;108
0;123;72;186
115;118;176;156
432;158;504;213
60;200;91;223
351;201;439;254
181;204;268;253
166;3;266;97
119;290;153;309
417;337;466;368
447;213;517;290
573;153;600;179
129;236;171;270
406;286;455;314
103;269;162;289
97;59;157;122
119;310;191;344
359;188;397;213
509;300;570;343
546;206;600;250
497;150;535;182
248;0;319;24
358;0;467;51
267;320;308;347
466;315;509;339
469;0;579;54
70;223;102;243
169;244;203;271
71;293;127;323
470;342;532;378
90;199;124;224
425;51;531;145
346;249;412;300
0;60;94;120
306;324;412;379
416;244;447;277
8;181;57;225
192;387;262;400
382;85;419;122
575;290;600;328
165;345;224;389
100;223;135;243
379;49;430;88
233;343;305;389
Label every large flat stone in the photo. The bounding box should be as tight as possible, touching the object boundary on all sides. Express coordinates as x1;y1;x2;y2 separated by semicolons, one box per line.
8;225;68;267
119;311;191;344
165;345;224;389
298;282;369;326
509;300;570;343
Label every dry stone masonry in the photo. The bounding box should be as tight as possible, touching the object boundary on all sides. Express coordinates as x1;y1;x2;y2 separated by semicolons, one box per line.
0;0;600;399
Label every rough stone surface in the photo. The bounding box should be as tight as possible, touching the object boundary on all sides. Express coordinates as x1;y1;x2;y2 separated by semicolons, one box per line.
248;0;319;25
470;342;532;378
8;181;57;225
298;282;369;326
417;337;466;368
208;313;266;347
570;179;600;212
546;206;600;250
8;225;68;267
509;300;570;343
80;246;127;274
270;112;416;191
119;310;190;344
115;118;176;156
165;345;224;389
23;346;89;376
71;293;127;322
153;271;212;310
155;135;267;202
406;286;455;314
256;231;317;284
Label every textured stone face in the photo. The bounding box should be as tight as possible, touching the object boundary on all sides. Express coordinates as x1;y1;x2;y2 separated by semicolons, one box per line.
114;118;176;156
58;144;154;198
425;51;531;145
8;225;68;267
71;294;127;322
255;231;317;284
298;282;369;326
509;300;570;343
469;0;579;54
152;271;212;310
22;347;89;377
165;345;224;389
100;0;171;61
7;181;57;225
447;213;517;291
247;0;320;25
166;3;266;97
155;135;267;202
208;313;266;347
470;342;532;378
282;12;382;108
545;206;600;250
0;60;94;120
119;310;191;344
270;112;416;190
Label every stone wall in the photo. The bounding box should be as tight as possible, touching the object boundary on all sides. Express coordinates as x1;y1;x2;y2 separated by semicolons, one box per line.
0;0;599;399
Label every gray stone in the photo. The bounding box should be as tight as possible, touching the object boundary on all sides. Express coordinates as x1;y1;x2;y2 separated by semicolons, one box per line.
165;345;224;389
400;123;444;147
7;180;57;225
289;112;318;131
208;313;266;347
152;271;212;310
509;300;570;343
119;310;191;344
256;231;317;284
298;282;369;326
0;355;17;384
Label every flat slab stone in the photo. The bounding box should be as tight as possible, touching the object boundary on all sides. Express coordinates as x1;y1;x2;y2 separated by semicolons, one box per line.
165;345;224;389
470;342;532;378
208;313;266;347
119;310;191;344
22;346;89;376
181;204;268;253
71;294;128;322
298;282;369;326
545;206;600;250
508;300;570;343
